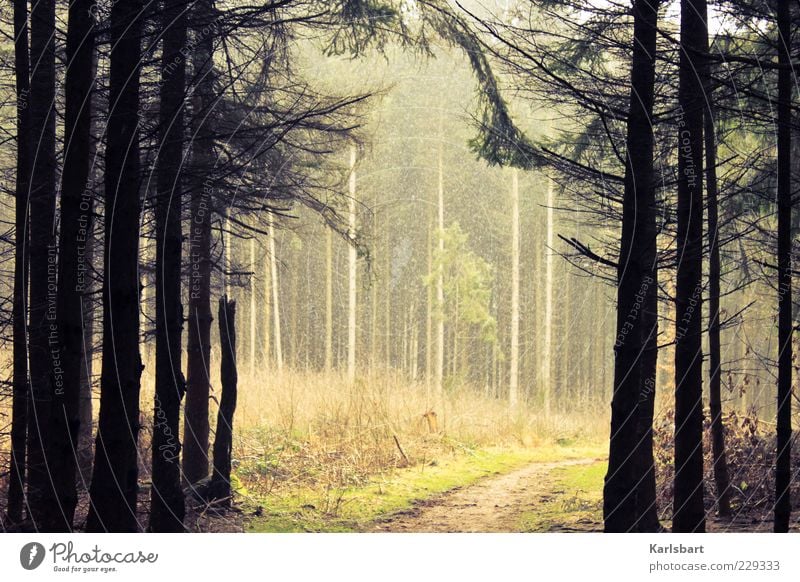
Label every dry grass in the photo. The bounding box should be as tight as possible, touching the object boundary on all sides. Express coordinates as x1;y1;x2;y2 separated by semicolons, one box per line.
230;368;607;496
1;361;607;529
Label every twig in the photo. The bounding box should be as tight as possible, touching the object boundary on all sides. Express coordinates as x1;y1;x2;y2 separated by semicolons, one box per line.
393;434;410;466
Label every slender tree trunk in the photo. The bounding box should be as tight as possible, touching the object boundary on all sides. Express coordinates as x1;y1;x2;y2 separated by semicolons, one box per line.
370;249;377;373
208;297;238;505
673;0;707;534
635;267;661;532
49;0;96;531
603;0;660;533
86;0;145;532
435;136;445;399
348;146;357;383
509;169;520;408
149;0;189;532
6;0;31;526
224;213;231;298
426;210;433;393
325;228;333;371
77;229;95;485
26;0;57;529
264;250;271;366
384;225;391;368
542;179;554;416
269;221;283;372
183;0;216;485
774;0;793;534
77;53;102;489
411;309;419;380
250;237;256;376
704;62;732;519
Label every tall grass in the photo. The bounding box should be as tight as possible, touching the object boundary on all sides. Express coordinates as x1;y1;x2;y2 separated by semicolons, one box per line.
230;368;607;494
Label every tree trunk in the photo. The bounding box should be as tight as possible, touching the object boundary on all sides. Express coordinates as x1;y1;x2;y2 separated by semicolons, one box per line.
149;0;188;532
325;228;333;371
704;59;732;519
635;267;661;532
426;210;433;393
774;0;793;534
6;0;31;526
50;0;96;531
183;0;216;485
86;0;145;532
77;229;95;485
263;250;271;366
542;179;554;416
208;297;238;505
384;225;391;369
435;136;445;399
250;237;256;376
509;169;520;408
347;146;357;383
26;0;57;530
269;221;283;372
603;0;660;533
370;219;378;373
673;0;707;534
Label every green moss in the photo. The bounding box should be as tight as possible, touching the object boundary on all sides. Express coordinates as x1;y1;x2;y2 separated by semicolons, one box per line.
517;460;605;532
245;444;604;533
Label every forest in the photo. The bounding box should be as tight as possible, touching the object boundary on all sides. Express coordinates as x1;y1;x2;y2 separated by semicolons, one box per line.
0;0;797;534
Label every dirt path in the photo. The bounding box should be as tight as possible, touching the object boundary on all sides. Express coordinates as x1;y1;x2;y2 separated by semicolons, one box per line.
371;458;601;533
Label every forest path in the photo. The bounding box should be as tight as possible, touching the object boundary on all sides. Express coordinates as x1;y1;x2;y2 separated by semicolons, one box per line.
370;457;602;533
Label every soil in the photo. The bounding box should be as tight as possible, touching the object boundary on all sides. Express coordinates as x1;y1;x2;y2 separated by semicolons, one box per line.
370;458;601;533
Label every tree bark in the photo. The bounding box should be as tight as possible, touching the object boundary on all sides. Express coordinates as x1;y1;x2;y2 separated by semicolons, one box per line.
208;297;238;505
263;250;271;365
347;146;357;383
149;0;189;532
183;0;216;485
635;266;661;532
542;179;554;416
269;221;284;372
704;64;732;519
77;228;96;486
6;0;31;526
673;0;707;534
250;237;256;376
48;0;96;531
325;227;333;371
86;0;145;532
603;0;660;533
25;0;57;530
509;168;520;408
774;0;793;534
435;135;445;399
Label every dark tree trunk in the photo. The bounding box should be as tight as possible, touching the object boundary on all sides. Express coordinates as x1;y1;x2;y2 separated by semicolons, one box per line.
86;0;145;533
635;266;661;532
149;0;189;533
603;0;660;533
77;233;95;486
6;0;32;526
208;297;238;505
77;91;102;487
184;1;216;485
673;0;707;534
704;70;732;519
774;0;793;534
78;66;105;491
25;0;57;530
51;0;96;531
